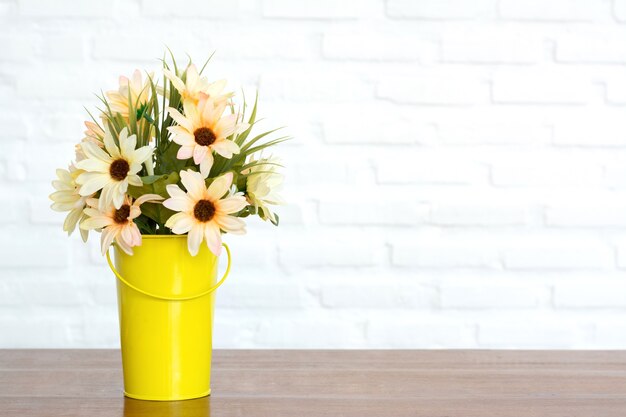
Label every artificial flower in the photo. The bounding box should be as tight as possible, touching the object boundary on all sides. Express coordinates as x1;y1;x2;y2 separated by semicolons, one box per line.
163;64;230;104
75;127;152;212
75;121;106;162
49;164;91;242
105;70;152;119
81;194;163;255
164;170;247;256
167;97;247;176
243;156;285;223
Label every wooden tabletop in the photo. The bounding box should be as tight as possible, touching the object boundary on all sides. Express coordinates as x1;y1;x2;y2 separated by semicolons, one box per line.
1;349;625;416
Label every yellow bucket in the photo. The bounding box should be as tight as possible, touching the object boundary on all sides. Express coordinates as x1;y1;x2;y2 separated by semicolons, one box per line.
105;235;231;401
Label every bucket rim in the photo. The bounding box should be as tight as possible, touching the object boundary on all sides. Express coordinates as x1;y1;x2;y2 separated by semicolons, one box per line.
139;234;187;239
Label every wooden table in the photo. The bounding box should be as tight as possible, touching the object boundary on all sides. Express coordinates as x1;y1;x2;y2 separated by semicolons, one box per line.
1;350;625;416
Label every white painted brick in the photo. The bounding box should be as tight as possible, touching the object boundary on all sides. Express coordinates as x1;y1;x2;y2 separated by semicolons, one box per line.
19;280;84;306
144;0;241;17
213;317;260;348
377;73;489;105
323;34;436;62
504;241;613;270
441;283;542;309
0;34;38;62
319;199;428;226
594;321;626;348
606;77;626;104
546;204;626;227
40;34;86;61
386;0;496;19
0;317;76;348
367;319;476;348
616;0;626;21
431;203;528;226
16;68;96;99
262;0;367;19
392;239;500;268
212;34;318;60
606;165;626;189
4;2;626;350
0;196;28;225
321;283;437;309
553;119;626;146
443;29;542;64
492;69;592;104
323;105;436;145
438;123;550;145
0;228;69;268
555;282;626;308
261;71;373;102
616;244;626;268
479;321;583;348
557;30;626;63
498;0;607;21
217;282;303;309
256;319;364;348
278;236;384;268
376;155;488;185
0;114;29;139
18;0;114;17
81;312;119;348
491;162;603;187
92;35;172;62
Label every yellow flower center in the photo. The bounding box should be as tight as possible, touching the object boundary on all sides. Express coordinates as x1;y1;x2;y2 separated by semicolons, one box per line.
194;127;216;147
110;159;130;181
193;199;215;222
113;204;131;224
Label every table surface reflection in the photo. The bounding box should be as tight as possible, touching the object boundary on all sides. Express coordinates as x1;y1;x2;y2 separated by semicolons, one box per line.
1;349;626;416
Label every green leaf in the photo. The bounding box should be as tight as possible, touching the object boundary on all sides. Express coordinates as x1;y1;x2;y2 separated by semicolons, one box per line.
127;172;180;224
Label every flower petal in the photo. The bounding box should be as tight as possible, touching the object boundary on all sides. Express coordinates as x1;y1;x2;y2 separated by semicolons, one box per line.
203;222;222;256
177;145;194;160
163;196;193;212
207;172;233;201
165;212;194;234
180;169;206;201
77;173;110;196
217;195;247;214
192;144;208;165
187;224;204;256
215;214;246;234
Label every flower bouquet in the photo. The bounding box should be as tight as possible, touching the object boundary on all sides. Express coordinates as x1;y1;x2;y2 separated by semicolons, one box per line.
49;52;287;401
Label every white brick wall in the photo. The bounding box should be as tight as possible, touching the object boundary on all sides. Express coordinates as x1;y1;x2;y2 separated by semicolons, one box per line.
1;0;626;349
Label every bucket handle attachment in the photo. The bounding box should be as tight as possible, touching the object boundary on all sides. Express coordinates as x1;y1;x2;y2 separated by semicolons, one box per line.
105;243;231;301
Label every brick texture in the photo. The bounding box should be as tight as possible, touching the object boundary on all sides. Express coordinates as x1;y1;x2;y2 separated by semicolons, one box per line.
1;0;625;349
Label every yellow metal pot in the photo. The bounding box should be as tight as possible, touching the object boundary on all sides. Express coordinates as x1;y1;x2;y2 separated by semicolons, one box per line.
105;235;231;401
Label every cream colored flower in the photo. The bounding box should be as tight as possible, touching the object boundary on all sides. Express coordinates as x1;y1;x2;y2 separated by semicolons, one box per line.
81;194;163;255
105;70;152;118
163;64;230;104
75;127;152;212
49;164;90;242
167;97;247;177
164;170;247;256
244;156;285;223
75;121;105;162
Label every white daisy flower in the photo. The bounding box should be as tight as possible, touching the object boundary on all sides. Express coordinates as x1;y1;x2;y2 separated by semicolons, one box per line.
75;127;152;212
81;194;164;255
163;64;230;104
167;97;247;177
243;156;285;223
49;164;91;242
164;170;247;256
105;70;152;119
